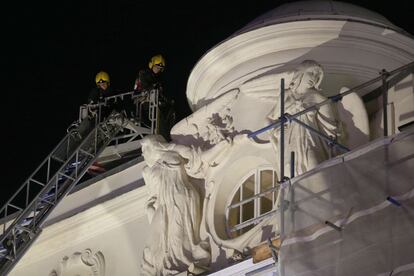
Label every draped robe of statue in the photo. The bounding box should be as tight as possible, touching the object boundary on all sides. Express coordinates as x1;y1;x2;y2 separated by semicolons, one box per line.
245;60;341;176
269;89;339;176
241;60;371;177
140;136;210;275
268;61;340;176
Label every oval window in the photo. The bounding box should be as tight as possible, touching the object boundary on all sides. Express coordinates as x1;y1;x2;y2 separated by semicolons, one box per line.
226;168;278;238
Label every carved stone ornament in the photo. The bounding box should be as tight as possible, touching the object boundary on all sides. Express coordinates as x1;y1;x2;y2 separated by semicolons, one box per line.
171;89;238;148
140;135;211;275
141;59;372;270
49;249;105;276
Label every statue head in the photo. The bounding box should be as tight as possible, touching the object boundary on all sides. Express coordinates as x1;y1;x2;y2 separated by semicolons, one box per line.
289;60;324;95
141;135;168;167
141;135;183;168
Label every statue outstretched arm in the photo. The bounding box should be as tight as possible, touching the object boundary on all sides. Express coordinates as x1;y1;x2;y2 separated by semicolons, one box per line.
170;138;234;178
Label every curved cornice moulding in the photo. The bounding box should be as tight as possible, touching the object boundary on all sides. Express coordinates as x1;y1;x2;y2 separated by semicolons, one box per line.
187;20;414;111
188;22;346;104
234;1;406;36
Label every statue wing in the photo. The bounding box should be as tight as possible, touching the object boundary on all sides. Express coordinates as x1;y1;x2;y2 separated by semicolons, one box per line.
336;87;370;149
171;89;239;138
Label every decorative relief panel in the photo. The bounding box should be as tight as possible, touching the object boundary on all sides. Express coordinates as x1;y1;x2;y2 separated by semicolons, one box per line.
49;249;105;276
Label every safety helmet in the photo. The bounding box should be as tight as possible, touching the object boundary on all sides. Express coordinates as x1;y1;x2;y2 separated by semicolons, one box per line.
148;54;166;70
95;71;110;85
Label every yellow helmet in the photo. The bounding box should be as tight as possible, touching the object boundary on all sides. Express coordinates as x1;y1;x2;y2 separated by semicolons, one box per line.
148;54;166;70
95;71;110;85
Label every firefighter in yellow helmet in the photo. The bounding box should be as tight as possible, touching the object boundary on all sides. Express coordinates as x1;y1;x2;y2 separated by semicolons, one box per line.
88;71;113;104
133;54;175;139
133;54;165;93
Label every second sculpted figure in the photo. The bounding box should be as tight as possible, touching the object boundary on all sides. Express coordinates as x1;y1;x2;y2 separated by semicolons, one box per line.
248;60;342;176
240;60;371;177
270;60;340;175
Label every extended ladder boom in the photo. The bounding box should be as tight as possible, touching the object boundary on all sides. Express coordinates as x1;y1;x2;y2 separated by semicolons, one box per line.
0;111;125;275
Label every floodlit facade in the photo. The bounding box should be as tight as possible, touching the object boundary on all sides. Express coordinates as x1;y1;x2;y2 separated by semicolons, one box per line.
4;1;414;275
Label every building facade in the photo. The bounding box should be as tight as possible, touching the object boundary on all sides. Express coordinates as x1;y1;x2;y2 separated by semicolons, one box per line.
7;1;414;275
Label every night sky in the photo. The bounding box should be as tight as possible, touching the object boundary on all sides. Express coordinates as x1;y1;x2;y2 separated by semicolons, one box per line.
2;0;414;204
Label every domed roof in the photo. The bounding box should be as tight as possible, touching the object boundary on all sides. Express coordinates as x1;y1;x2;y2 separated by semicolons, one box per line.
235;0;401;35
186;0;414;111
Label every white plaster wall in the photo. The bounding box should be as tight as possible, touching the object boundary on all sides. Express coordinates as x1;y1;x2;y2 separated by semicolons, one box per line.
47;160;146;222
369;74;414;138
388;74;414;132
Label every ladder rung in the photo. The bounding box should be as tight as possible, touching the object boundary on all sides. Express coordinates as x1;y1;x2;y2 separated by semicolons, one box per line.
15;225;35;236
39;198;55;206
29;178;45;187
98;126;111;138
7;204;22;212
51;155;65;163
79;149;94;158
4;254;15;261
57;172;75;181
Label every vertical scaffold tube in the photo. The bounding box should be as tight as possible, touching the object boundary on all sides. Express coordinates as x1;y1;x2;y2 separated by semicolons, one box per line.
290;151;295;233
279;78;285;240
279;78;285;276
381;70;389;137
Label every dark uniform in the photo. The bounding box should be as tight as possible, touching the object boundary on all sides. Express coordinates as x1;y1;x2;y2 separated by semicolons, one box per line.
87;86;114;104
134;67;163;93
75;84;118;141
86;86;119;121
134;68;175;139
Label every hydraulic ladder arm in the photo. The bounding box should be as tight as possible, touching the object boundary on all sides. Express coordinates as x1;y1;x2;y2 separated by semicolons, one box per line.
0;111;125;275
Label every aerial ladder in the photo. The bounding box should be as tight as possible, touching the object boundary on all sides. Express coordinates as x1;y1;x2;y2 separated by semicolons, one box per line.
0;90;159;275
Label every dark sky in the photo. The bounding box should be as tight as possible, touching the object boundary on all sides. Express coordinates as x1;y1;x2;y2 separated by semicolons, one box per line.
2;0;414;204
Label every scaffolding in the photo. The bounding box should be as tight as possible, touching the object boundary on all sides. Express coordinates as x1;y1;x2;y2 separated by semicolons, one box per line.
278;126;414;276
243;61;414;275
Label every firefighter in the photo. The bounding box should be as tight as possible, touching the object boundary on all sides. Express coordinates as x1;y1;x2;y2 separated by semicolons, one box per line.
88;71;113;104
133;55;175;139
134;54;166;94
72;71;115;140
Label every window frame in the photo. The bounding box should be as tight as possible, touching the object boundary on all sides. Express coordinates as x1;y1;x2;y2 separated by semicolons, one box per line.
225;167;279;238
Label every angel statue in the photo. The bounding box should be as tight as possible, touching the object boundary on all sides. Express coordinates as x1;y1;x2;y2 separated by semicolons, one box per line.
243;60;344;176
274;60;341;175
